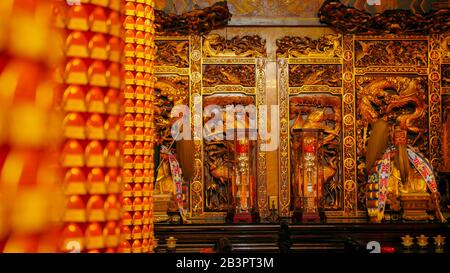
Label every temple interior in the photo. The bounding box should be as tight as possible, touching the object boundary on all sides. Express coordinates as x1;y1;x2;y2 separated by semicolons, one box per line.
0;0;449;254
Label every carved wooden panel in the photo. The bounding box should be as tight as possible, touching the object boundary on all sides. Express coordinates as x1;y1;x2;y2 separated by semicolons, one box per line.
355;40;428;68
155;40;190;68
202;65;256;87
203;34;267;58
289;64;342;87
277;35;342;58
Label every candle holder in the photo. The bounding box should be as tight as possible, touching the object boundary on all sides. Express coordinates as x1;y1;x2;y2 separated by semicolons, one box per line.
292;128;324;223
401;235;414;249
416;234;429;249
166;236;177;253
433;235;445;252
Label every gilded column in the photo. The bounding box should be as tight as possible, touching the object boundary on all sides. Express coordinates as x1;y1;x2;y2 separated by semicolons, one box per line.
277;58;290;217
120;0;156;253
56;0;123;253
428;34;442;170
342;34;357;216
0;0;62;252
190;35;204;217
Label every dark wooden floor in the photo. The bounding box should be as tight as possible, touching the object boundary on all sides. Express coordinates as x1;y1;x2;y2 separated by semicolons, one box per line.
155;223;450;253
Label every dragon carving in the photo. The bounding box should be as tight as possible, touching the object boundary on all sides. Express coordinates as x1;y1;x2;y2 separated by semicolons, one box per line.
154;76;189;144
356;76;428;209
203;34;267;58
357;77;427;147
155;1;232;36
319;0;450;35
277;34;342;58
155;40;190;68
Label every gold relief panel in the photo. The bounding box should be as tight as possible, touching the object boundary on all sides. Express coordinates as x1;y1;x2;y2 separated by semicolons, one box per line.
155;40;190;68
354;39;428;74
202;64;256;87
355;75;429;209
203;34;267;58
289;64;342;88
276;34;342;58
155;75;190;105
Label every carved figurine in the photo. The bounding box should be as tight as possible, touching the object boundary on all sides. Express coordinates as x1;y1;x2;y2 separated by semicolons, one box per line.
365;122;446;223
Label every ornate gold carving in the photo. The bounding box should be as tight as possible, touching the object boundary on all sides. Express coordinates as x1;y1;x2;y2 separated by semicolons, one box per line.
289;86;341;95
203;95;255;107
429;35;442;169
278;58;290;217
276;35;342;58
203;34;267;58
155;66;190;75
288;58;341;65
355;75;430;209
355;66;428;75
203;86;255;95
203;65;256;87
204;140;234;211
319;1;450;35
289;94;342;210
342;34;357;214
203;58;256;65
190;36;204;216
355;40;428;68
154;76;189;142
256;58;268;218
155;2;232;36
155;40;190;68
289;64;342;87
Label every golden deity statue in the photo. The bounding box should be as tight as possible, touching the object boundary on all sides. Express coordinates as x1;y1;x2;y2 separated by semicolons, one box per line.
155;160;174;195
366;121;446;222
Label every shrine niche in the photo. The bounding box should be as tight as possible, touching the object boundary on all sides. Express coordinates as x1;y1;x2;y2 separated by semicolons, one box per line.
202;95;257;220
289;95;342;212
277;33;346;220
356;75;429;210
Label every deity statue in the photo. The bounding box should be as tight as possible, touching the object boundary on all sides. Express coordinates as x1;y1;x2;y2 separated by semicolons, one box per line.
155;158;174;195
365;120;446;222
